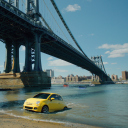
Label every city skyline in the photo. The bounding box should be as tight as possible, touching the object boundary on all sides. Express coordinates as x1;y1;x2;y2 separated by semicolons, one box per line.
0;0;128;78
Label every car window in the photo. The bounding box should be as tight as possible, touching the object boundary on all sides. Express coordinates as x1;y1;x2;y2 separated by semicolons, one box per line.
33;93;50;99
58;95;63;101
50;94;57;100
50;94;63;101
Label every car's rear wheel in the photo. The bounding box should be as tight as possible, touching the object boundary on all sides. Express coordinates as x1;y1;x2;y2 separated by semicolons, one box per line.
41;105;49;113
63;106;67;110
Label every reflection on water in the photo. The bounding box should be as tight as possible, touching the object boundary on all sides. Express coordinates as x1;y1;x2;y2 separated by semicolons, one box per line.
0;84;128;128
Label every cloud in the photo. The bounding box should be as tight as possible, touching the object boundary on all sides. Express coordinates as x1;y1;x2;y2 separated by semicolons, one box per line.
0;65;3;68
88;33;94;36
54;68;68;73
108;48;128;58
98;43;128;58
103;62;108;65
47;57;53;60
65;4;81;12
79;35;83;37
111;63;117;65
105;51;110;54
48;59;73;66
98;43;128;50
108;53;125;58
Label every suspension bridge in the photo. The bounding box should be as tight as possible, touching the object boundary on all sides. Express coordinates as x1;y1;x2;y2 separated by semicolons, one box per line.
0;0;113;88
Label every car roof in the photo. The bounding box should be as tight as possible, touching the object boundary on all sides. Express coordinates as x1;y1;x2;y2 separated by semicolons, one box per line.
38;92;59;95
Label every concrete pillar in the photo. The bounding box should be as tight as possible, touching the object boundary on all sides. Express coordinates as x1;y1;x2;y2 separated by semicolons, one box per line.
11;43;20;73
34;32;42;71
23;39;32;72
4;42;12;73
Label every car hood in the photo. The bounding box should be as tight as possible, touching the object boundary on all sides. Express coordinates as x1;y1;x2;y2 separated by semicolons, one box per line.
25;98;47;104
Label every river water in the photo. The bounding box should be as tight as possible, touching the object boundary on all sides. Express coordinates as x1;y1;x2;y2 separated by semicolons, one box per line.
0;84;128;128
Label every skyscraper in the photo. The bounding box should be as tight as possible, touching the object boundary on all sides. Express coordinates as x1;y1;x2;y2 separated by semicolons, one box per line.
122;71;128;80
46;69;54;78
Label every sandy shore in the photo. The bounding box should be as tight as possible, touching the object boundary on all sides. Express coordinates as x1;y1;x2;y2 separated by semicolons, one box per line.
0;112;101;128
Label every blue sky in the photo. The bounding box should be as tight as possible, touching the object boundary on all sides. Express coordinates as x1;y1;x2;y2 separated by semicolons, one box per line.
0;0;128;78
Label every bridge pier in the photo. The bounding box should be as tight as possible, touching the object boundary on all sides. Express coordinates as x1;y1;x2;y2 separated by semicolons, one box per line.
4;41;12;73
4;41;20;73
4;32;44;73
11;43;20;73
34;32;42;71
1;32;51;88
23;33;42;72
0;72;51;89
23;38;32;72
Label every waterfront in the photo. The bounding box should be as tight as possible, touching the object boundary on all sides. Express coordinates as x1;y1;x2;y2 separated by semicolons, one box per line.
0;84;128;128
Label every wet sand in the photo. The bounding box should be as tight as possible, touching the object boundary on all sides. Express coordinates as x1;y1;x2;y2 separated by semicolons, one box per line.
0;112;101;128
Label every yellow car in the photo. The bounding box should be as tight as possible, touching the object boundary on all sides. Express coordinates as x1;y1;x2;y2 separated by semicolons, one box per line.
23;92;67;113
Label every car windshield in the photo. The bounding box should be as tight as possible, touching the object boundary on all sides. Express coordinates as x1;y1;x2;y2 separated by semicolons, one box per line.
33;93;50;99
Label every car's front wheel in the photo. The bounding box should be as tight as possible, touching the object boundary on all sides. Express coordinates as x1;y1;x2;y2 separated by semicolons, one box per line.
41;105;49;113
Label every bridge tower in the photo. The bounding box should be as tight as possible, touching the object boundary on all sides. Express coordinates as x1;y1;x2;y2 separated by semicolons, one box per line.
24;0;42;72
1;0;51;88
26;0;40;21
91;56;106;82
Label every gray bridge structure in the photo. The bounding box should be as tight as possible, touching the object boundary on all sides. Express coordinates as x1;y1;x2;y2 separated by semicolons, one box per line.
0;0;113;87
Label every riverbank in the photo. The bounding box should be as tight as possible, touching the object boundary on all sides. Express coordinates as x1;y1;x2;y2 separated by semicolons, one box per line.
0;112;101;128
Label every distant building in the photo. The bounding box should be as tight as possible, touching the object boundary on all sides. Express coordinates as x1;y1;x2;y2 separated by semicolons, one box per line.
45;69;54;78
111;74;118;81
122;71;128;80
66;74;90;82
92;74;100;81
51;76;66;84
66;75;79;82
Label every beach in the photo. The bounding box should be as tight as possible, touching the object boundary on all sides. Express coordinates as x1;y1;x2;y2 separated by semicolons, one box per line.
0;112;101;128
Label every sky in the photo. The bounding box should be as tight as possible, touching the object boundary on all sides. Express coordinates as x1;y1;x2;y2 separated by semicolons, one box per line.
0;0;128;78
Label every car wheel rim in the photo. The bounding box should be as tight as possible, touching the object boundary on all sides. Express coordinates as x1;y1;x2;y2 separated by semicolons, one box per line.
42;106;48;113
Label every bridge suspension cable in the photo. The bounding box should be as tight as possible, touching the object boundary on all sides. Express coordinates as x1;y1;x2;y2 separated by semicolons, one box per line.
50;0;88;58
42;0;70;44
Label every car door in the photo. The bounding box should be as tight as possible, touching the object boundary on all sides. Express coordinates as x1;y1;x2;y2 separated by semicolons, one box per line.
48;94;59;111
56;95;65;110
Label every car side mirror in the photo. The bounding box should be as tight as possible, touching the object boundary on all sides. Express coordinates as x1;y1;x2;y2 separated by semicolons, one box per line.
51;98;55;101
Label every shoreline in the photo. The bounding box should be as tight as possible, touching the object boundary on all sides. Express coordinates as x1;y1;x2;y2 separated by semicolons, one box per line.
0;111;101;128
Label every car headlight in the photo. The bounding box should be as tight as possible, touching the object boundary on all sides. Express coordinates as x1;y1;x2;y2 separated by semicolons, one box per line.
36;101;40;106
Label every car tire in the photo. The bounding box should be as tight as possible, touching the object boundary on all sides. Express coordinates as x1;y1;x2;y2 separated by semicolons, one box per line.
41;105;49;113
63;106;67;110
